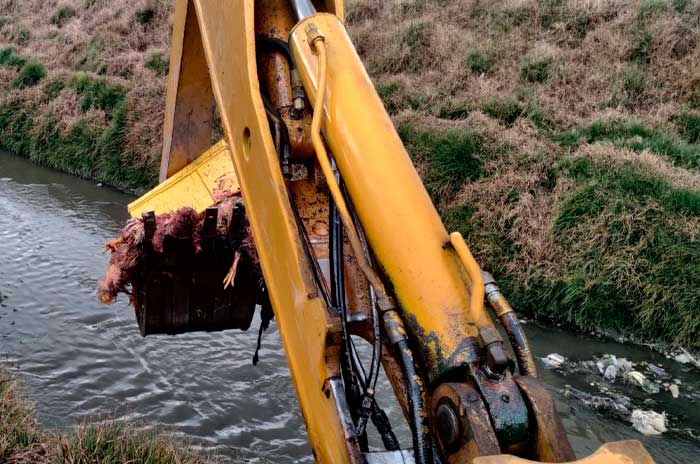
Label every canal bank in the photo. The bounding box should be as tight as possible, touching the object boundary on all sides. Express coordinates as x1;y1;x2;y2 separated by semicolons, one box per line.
1;151;699;463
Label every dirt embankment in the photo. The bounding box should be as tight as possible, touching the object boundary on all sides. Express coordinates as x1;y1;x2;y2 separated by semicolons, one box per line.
0;0;698;347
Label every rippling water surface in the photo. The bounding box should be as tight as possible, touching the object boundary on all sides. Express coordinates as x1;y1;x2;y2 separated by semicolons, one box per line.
1;152;698;463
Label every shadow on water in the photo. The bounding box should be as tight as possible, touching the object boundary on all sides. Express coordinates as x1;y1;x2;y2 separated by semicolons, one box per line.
0;152;698;463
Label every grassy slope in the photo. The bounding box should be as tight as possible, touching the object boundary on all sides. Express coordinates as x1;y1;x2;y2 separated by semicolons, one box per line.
350;0;700;348
0;369;209;463
0;0;698;347
0;0;170;190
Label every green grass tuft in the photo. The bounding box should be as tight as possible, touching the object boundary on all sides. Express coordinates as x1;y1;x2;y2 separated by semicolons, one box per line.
674;111;700;144
556;119;700;169
0;371;42;462
465;50;494;75
145;51;169;77
399;124;498;200
51;4;76;28
638;0;668;21
1;369;209;463
12;61;46;89
628;28;654;65
482;98;523;126
520;54;554;83
0;47;27;69
69;73;128;115
55;422;208;463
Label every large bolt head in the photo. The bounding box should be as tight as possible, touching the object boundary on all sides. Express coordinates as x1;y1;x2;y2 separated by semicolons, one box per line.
436;402;460;451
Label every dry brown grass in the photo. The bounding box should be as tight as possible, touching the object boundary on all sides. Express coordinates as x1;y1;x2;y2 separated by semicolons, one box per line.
0;368;212;463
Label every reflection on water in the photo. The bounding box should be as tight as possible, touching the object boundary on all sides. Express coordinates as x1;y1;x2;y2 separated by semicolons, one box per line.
0;152;697;463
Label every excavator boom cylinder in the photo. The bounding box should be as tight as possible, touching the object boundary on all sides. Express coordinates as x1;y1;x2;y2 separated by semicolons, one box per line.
290;13;493;382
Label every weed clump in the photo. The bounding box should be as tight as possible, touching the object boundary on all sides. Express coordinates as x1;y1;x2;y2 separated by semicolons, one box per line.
9;26;30;45
42;78;66;101
51;4;76;28
399;124;497;200
145;51;169;77
674;112;700;144
465;50;494;75
638;0;668;21
12;61;46;89
68;73;127;115
619;65;646;105
672;0;689;12
401;22;431;54
628;28;654;65
0;47;26;69
482;98;522;126
135;6;156;25
520;54;554;83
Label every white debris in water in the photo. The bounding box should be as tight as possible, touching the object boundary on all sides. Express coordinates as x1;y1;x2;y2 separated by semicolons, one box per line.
596;354;633;381
604;364;618;381
630;410;667;436
646;363;668;378
541;353;566;368
669;384;680;399
672;348;700;368
626;371;660;394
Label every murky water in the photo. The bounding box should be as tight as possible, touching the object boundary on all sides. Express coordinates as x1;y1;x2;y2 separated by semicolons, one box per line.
0;152;698;463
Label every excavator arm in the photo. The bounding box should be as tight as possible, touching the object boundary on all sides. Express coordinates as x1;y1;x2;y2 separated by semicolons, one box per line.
105;1;658;463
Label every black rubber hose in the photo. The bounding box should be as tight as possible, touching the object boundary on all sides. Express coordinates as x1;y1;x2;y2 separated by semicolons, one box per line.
348;196;382;393
395;339;432;464
256;36;297;71
383;311;432;464
329;168;362;419
261;93;291;177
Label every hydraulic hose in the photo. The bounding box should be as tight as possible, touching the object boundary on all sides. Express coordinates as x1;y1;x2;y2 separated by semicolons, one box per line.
383;310;432;464
329;165;362;418
306;24;395;313
482;271;537;377
257;36;305;119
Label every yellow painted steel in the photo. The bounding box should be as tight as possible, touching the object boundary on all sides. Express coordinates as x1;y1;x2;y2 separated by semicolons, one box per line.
306;25;393;311
128;140;237;218
450;232;487;330
177;1;358;462
473;440;655;464
290;13;496;382
160;0;216;181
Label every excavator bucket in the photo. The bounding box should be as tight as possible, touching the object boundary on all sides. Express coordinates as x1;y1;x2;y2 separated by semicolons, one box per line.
99;139;264;336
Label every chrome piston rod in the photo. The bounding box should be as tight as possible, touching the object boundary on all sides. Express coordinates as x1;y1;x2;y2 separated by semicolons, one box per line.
289;0;316;21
